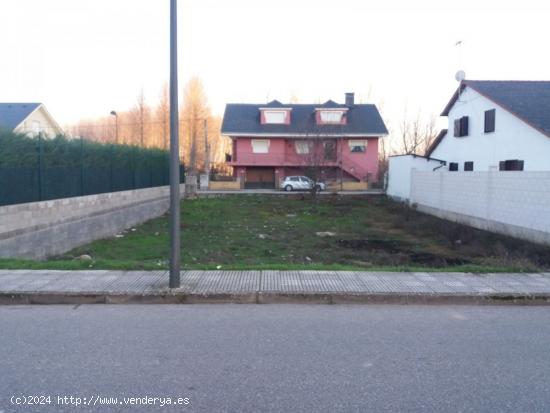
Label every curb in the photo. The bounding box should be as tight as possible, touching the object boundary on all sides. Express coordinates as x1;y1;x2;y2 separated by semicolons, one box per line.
1;292;550;305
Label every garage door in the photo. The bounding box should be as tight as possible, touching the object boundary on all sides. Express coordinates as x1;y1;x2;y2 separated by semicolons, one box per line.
245;168;275;189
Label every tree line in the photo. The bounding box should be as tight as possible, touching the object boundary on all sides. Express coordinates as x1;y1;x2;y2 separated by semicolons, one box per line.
68;77;231;174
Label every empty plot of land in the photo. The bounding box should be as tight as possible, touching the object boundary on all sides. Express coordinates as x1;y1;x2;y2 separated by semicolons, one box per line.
2;195;550;272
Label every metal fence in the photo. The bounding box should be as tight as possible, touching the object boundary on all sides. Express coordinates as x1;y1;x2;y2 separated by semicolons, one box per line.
0;138;185;207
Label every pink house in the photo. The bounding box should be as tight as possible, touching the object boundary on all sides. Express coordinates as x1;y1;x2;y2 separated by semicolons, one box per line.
221;93;388;188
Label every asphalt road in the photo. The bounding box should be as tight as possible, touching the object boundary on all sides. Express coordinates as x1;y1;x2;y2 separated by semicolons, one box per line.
1;305;550;413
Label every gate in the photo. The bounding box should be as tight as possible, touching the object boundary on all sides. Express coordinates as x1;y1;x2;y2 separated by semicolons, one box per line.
244;168;275;189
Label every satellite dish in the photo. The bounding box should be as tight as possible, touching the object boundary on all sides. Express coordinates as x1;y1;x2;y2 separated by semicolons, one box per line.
455;70;466;82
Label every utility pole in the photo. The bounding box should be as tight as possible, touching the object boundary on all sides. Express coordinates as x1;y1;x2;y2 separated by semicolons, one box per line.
80;136;85;196
169;0;181;288
110;111;118;144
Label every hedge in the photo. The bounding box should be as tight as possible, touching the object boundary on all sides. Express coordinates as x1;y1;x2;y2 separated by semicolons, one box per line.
0;130;183;206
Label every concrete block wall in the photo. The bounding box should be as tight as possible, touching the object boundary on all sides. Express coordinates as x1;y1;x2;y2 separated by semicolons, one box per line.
410;171;550;245
0;185;185;259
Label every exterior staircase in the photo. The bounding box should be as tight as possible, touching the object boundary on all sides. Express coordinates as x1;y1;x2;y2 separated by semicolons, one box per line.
339;157;369;181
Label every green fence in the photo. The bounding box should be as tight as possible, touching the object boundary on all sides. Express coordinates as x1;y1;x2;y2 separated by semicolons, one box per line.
0;132;184;207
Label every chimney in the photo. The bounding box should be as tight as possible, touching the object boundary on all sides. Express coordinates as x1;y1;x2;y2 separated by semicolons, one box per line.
345;92;355;106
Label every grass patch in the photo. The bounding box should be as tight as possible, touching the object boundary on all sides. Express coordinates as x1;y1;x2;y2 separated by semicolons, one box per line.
3;195;550;272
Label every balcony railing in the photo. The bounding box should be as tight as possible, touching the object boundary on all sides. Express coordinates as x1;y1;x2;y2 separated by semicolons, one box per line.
229;153;341;167
229;153;286;166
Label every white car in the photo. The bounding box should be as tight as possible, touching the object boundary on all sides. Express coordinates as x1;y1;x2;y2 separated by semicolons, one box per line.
280;176;326;192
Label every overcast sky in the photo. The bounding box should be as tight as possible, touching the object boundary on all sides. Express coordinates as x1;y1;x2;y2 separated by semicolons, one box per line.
1;0;549;130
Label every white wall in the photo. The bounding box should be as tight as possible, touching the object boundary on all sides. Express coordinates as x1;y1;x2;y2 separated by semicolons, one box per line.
387;155;445;201
13;105;63;138
410;170;550;245
431;87;550;171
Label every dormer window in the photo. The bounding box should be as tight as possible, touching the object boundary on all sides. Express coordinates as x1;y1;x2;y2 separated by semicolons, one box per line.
321;111;343;123
264;111;286;124
316;108;348;125
260;108;291;124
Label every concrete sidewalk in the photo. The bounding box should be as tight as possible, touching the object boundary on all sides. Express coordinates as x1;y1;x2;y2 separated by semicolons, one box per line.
1;270;550;305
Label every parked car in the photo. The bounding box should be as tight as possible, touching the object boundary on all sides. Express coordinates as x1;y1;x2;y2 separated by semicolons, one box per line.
280;176;326;192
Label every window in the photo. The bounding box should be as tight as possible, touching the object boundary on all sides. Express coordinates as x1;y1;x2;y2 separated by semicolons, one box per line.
295;141;311;154
324;141;336;160
449;162;459;171
290;177;300;182
464;161;474;171
484;109;496;133
263;110;287;124
319;110;345;124
349;140;367;153
499;159;524;171
453;116;469;137
251;139;269;154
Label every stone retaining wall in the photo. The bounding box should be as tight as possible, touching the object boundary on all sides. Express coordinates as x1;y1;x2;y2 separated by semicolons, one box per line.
0;185;185;259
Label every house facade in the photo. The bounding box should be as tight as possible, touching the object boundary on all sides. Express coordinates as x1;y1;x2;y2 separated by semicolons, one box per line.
0;103;63;138
221;93;388;188
427;80;550;171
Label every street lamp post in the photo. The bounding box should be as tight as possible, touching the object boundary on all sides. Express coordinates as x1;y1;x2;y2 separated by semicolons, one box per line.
204;119;210;175
110;110;118;144
169;0;181;288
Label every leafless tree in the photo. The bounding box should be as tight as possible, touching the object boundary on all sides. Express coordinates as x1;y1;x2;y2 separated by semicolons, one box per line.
181;77;210;173
288;92;299;103
398;106;439;156
295;138;329;197
420;114;438;155
129;89;150;147
300;121;340;197
207;116;231;165
374;99;391;183
156;83;170;150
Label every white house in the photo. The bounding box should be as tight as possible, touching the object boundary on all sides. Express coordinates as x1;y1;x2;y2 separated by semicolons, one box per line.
427;80;550;171
0;103;63;138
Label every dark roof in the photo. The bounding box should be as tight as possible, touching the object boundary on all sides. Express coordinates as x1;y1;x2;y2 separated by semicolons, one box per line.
0;103;41;130
442;80;550;137
426;129;448;157
319;100;341;108
221;101;388;136
264;100;284;107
